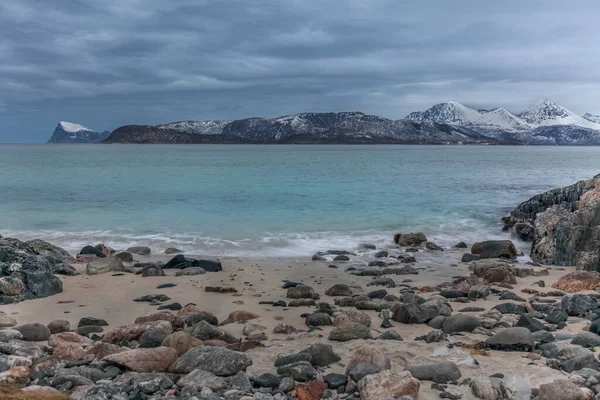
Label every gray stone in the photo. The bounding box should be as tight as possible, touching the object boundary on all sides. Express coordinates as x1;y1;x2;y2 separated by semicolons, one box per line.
538;380;586;400
515;315;546;332
328;322;372;341
546;310;568;325
276;361;317;382
126;246;151;255
86;256;127;275
274;352;312;367
178;369;228;392
485;327;534;351
562;294;597;316
348;363;380;381
305;313;331;327
572;332;600;348
169;346;252;376
15;323;51;341
442;314;481;334
406;361;461;383
229;371;253;392
287;286;319;300
301;343;341;366
324;373;346;389
139;324;173;348
188;320;239;344
47;319;70;334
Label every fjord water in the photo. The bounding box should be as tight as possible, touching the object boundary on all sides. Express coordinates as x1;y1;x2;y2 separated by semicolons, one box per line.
0;144;598;257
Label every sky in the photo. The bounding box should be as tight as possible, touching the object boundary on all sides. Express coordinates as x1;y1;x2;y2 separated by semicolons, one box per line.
1;0;600;142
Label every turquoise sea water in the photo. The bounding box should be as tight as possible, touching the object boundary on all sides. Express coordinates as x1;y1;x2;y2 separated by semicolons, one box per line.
0;144;598;257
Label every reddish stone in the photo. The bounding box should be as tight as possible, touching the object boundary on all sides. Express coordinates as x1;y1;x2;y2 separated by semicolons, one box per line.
295;380;328;400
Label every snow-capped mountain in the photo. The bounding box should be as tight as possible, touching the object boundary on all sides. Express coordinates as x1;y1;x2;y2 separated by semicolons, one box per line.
47;121;110;143
583;113;600;124
156;120;231;135
518;100;600;130
406;100;600;136
406;101;530;133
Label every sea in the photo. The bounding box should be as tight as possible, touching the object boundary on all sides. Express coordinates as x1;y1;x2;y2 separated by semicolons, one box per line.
0;144;598;258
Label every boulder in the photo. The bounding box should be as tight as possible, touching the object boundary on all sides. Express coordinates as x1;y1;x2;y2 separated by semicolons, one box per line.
48;332;93;347
406;361;461;383
164;247;182;254
305;313;332;327
391;299;451;324
485;327;534;351
134;312;184;331
470;259;517;284
461;253;481;262
552;271;600;293
471;240;517;260
325;284;356;297
287;286;319;300
86;343;125;359
15;323;51;341
345;345;390;375
328;322;371;341
161;331;203;356
301;343;341;367
333;310;371;328
442;314;481;334
394;232;427;246
77;317;108;328
188;320;239;344
101;321;171;344
79;245;105;258
537;379;586;400
295;380;328;400
126;246;151;255
0;311;17;328
114;252;134;263
562;294;597;316
178;368;227;392
47;320;70;334
86;256;127;275
103;346;177;372
358;370;420;400
139;323;173;348
169;346;252;376
505;175;600;271
515;315;547;332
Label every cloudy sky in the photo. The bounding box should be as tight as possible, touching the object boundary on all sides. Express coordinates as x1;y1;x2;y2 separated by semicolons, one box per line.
1;0;599;142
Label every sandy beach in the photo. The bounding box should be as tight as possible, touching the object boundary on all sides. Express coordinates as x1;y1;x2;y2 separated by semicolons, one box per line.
1;241;590;399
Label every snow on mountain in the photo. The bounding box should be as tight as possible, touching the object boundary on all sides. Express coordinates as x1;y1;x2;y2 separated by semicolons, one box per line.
156;120;231;135
406;100;600;134
583;113;600;124
405;101;530;132
518;100;600;130
47;122;105;143
58;121;92;133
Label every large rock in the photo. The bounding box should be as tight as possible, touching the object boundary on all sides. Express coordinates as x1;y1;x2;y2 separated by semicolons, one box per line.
333;310;371;327
301;343;341;367
471;240;517;260
168;346;252;376
394;232;427;246
287;286;319;300
101;321;171;344
161;331;203;356
188;320;239;343
504;175;600;271
0;311;17;328
178;369;227;392
15;323;51;341
345;345;390;375
406;361;461;383
328;322;372;341
552;271;600;293
562;294;598;316
485;327;534;351
163;255;222;272
391;299;451;324
126;246;151;256
470;259;517;284
86;256;127;275
103;346;177;372
358;370;420;400
537;379;586;400
442;314;482;334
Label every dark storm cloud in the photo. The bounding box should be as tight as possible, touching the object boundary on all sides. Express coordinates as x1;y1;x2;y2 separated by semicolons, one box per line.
0;0;599;142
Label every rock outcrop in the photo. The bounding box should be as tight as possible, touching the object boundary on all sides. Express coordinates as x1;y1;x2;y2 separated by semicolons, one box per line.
0;237;75;304
503;174;600;271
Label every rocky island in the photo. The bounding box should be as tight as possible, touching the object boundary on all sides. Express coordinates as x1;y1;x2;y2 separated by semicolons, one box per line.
1;176;600;399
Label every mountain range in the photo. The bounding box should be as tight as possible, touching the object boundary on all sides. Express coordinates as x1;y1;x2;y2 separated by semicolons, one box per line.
47;121;110;144
49;100;600;145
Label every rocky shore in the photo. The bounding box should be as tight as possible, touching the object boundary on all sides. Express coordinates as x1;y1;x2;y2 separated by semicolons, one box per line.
2;176;600;399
